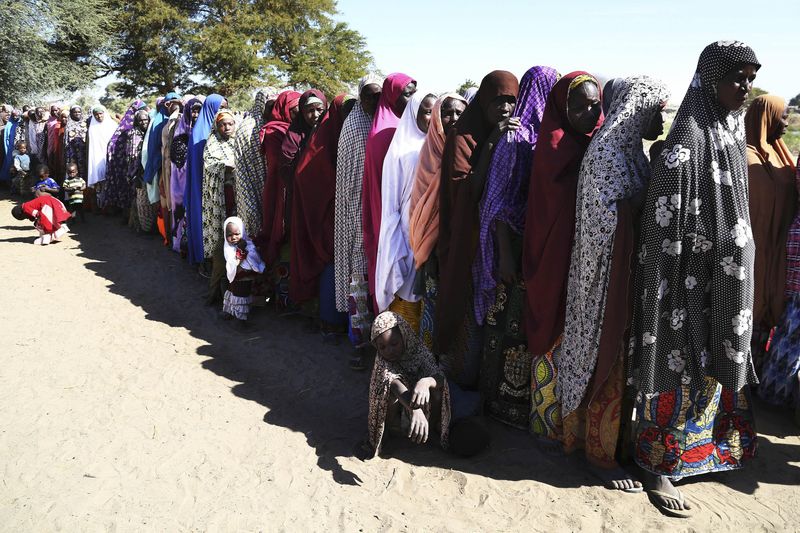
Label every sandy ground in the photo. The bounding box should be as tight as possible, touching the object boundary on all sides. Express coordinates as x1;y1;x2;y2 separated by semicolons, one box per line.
0;193;798;533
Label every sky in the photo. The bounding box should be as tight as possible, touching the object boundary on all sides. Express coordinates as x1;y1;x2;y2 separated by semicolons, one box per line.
334;0;799;105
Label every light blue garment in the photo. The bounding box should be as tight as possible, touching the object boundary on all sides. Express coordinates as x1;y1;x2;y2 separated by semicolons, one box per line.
0;118;19;181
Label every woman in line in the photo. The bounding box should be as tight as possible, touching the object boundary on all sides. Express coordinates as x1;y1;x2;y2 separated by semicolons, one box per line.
45;106;66;183
744;95;797;366
185;93;226;265
64;106;88;185
476;66;558;430
290;94;349;336
374;91;435;332
0;109;22;182
104;100;146;215
408;93;467;349
202;110;238;268
362;73;417;305
334;76;382;367
562;76;669;492
170;96;204;254
126;110;152;232
628;41;761;517
435;70;519;390
85;105;118;208
160;95;185;244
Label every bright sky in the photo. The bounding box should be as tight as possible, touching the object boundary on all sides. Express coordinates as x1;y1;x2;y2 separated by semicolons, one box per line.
335;0;799;106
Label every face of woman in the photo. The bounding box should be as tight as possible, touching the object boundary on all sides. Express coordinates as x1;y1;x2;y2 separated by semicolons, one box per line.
441;97;467;134
643;107;667;141
219;99;229;109
567;81;602;134
395;82;417;114
92;111;105;123
60;114;68;126
768;106;790;142
70;108;82;121
416;95;436;134
134;111;150;132
716;63;758;112
376;327;404;362
191;104;201;125
217;117;236;139
485;95;516;125
302;102;324;127
360;83;381;117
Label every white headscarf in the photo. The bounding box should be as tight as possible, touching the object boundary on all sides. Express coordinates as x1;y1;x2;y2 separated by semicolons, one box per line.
374;91;428;311
222;216;266;282
86;109;118;186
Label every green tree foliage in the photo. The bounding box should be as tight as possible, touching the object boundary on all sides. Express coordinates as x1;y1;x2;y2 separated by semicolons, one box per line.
745;86;768;107
99;82;133;115
457;79;477;95
0;0;118;104
789;93;800;107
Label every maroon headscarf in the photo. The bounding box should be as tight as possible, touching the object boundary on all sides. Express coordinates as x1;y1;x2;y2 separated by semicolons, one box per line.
289;94;348;303
522;71;604;354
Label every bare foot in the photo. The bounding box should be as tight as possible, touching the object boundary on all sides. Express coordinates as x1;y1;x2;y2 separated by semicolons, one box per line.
641;470;692;517
588;464;642;492
534;436;564;457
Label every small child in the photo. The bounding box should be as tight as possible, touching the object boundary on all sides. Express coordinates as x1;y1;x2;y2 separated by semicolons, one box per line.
31;165;60;196
221;216;265;326
10;141;30;195
11;194;71;245
62;162;87;222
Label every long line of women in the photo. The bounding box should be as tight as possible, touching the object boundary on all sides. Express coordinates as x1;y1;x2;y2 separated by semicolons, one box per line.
2;40;799;517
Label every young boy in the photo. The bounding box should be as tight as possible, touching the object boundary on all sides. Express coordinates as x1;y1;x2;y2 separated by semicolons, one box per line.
31;165;60;196
11;193;71;245
10;141;30;195
62;162;86;222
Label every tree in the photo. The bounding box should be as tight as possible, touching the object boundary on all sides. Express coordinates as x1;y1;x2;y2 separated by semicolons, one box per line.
789;93;800;107
745;86;768;107
457;79;478;96
99;82;134;116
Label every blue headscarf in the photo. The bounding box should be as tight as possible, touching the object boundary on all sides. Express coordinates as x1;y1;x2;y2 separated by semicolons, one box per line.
0;116;19;181
185;93;225;264
142;95;176;184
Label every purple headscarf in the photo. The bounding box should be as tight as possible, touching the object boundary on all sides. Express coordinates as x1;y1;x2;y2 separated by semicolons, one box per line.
103;99;146;209
473;65;559;325
170;95;203;208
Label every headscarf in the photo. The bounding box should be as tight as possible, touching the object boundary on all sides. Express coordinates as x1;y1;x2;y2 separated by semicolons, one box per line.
745;94;797;327
521;71;604;355
257;89;302;264
362;72;416;302
333;92;379;312
0;113;20;181
367;311;450;458
201;109;237;257
279;89;327;187
104;100;145;208
462;87;478;103
46;108;65;181
408;93;467;269
170;95;203;209
628;41;761;395
64;107;88;180
374;91;428;311
86;110;118;186
289;94;347;304
232;89;269;237
435;70;519;356
560;76;669;416
142;97;172;184
473;66;558;325
602;78;626;115
222;216;265;283
186;93;225;264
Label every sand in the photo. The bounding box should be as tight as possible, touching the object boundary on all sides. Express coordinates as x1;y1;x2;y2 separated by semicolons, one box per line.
0;194;798;532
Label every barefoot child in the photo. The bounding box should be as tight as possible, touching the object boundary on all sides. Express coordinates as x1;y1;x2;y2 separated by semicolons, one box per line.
62;162;87;222
31;165;60;196
11;193;71;245
221;216;265;324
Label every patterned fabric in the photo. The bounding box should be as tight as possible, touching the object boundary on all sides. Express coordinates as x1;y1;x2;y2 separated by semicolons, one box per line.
419;268;438;350
104;100;144;209
560;76;670;416
530;340;561;439
786;156;800;296
473;66;558;325
633;377;757;478
201;121;237;259
334;104;372;313
223;290;254;320
481;280;532;429
628;41;761;395
388;296;423;335
136;187;158;232
367;311;451;457
233;90;268;237
759;296;800;407
347;273;374;348
64;116;88;180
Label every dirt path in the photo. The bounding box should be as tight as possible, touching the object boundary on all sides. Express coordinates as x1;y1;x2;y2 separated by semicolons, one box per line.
0;194;798;532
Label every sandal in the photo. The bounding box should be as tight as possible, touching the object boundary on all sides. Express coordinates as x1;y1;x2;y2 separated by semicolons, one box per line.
647;488;692;518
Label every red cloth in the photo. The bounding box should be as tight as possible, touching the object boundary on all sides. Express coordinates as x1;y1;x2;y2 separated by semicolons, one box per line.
289;94;347;303
257;90;301;264
22;195;71;234
361;73;415;301
522;71;604;354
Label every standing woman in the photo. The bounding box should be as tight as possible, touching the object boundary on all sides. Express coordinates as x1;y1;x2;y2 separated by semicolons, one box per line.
435;70;520;389
562;76;669;490
0;109;21;182
374;91;435;330
64;106;89;184
628;41;761;517
744;95;797;362
201;109;238;261
362;73;417;304
290;94;348;333
160;96;184;243
86;106;118;206
127;110;153;231
104;100;146;214
185;93;226;265
170;96;204;254
476;65;558;429
408;93;468;349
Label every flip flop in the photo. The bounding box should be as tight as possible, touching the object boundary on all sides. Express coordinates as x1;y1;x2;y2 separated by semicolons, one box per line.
648;489;692;518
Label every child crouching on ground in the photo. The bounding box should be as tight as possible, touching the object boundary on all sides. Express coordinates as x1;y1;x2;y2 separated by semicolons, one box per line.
11;191;71;245
62;163;87;222
221;216;265;326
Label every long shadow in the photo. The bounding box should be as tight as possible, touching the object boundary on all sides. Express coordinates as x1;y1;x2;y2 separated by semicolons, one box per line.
57;203;800;493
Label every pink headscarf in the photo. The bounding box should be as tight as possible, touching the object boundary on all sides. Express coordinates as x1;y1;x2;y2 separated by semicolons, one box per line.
361;72;415;301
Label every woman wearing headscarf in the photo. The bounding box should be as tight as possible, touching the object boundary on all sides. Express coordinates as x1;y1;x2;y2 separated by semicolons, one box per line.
104;100;146;214
476;66;558;430
201;109;238;259
561;76;669;492
127;110;154;232
159;95;184;243
628;41;761;517
86;105;118;202
290;94;348;334
744;95;797;360
0;109;21;182
435;70;520;390
45;105;65;183
186;93;226;265
143;93;179;204
374;91;433;332
64;106;88;183
362;73;417;304
408;93;468;349
170;96;204;254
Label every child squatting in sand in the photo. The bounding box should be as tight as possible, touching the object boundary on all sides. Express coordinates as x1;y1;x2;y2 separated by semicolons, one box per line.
221;216;265;327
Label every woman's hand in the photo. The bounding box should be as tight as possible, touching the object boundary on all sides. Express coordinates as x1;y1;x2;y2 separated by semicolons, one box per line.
488;117;521;145
408;409;429;444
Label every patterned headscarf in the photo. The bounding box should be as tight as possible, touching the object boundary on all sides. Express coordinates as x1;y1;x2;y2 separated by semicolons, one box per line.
232;90;269;236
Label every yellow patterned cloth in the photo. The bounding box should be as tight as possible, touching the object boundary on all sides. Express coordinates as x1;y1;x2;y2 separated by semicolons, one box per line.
389;296;423;334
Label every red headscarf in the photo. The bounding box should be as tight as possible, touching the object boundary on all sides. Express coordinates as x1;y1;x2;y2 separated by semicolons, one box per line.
289;94;348;303
522;71;604;354
257;90;301;263
361;72;415;301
